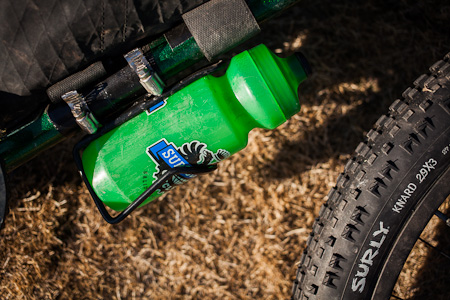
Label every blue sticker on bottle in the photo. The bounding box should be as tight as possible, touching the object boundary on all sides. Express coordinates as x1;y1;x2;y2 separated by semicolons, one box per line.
148;140;190;169
146;139;230;194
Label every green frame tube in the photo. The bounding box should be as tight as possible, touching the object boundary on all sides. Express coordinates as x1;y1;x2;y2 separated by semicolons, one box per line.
0;0;300;172
0;110;64;172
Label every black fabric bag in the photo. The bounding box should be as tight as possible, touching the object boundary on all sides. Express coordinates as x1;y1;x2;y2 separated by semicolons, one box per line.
0;0;208;130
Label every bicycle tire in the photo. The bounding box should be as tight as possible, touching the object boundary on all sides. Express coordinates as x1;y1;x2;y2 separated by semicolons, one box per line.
292;52;450;300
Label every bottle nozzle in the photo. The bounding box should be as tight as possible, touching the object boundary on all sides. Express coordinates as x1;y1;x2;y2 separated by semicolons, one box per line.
294;52;312;77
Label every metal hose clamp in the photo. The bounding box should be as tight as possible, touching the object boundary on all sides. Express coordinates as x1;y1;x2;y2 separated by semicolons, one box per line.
124;48;165;96
62;90;100;134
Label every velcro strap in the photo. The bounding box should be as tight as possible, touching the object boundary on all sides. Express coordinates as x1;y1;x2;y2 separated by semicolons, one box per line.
182;0;260;61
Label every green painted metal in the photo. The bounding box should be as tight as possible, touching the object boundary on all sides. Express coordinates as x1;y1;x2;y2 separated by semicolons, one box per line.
148;36;204;80
0;0;301;173
82;44;308;211
0;110;63;172
249;0;300;22
147;0;300;80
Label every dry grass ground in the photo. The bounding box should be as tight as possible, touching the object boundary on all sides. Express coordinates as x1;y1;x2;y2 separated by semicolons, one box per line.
1;0;450;299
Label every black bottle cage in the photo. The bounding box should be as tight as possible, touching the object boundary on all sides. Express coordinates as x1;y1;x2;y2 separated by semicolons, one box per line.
73;63;223;224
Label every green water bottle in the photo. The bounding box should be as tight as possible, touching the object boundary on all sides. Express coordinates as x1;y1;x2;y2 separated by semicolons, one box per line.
82;44;309;211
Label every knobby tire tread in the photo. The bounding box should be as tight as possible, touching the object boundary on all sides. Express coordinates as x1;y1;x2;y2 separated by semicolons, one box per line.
292;52;450;300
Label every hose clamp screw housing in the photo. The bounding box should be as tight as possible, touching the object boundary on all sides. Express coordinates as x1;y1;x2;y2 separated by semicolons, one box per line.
124;48;165;96
62;90;100;134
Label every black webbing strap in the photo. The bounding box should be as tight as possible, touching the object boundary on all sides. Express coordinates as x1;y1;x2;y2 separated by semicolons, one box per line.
182;0;261;61
46;61;107;104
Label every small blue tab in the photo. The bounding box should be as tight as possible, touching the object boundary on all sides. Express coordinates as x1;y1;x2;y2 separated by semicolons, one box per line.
147;100;167;115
